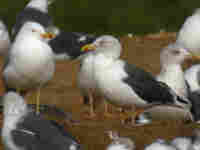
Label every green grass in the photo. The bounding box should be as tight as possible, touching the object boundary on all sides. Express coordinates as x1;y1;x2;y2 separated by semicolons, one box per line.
1;0;200;35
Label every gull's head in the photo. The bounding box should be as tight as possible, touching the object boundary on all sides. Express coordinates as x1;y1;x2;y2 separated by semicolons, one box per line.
20;21;55;41
160;43;200;66
3;92;28;117
81;35;121;59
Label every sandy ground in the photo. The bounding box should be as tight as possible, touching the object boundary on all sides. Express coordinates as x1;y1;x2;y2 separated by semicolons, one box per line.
0;32;199;150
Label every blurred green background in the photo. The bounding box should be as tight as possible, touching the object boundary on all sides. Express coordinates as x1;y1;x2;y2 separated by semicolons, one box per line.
0;0;199;35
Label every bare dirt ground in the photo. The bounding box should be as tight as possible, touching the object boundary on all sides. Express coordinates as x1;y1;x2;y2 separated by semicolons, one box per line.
0;32;199;150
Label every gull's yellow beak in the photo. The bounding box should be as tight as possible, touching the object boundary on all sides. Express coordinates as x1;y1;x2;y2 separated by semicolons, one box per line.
188;51;200;60
81;44;96;52
40;32;56;39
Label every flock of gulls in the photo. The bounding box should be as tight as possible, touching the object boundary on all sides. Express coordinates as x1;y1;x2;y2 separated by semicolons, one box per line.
1;0;200;150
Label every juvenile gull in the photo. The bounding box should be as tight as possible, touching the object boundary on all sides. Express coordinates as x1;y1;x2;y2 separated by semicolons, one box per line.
176;8;200;54
0;20;10;56
1;92;81;150
106;131;135;150
2;21;55;114
81;35;190;124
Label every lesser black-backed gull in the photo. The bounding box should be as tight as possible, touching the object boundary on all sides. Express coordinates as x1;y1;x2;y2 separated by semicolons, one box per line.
81;35;190;124
156;43;199;108
77;45;102;118
0;20;10;56
1;92;81;150
106;131;135;150
3;21;55;114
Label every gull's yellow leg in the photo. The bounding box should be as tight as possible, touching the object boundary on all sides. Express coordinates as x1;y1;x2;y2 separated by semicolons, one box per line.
88;92;96;118
103;100;114;118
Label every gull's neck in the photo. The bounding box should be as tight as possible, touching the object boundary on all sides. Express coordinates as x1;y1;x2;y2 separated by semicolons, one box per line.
157;64;188;97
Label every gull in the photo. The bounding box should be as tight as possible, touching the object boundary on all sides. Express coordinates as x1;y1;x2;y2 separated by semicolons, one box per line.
2;21;55;114
1;92;81;150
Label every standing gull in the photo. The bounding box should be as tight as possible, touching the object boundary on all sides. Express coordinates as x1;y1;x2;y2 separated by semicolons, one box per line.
81;35;191;124
176;8;200;54
1;92;81;150
0;20;10;56
2;21;55;114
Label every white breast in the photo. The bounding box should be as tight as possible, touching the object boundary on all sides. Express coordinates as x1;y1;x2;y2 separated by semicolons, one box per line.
184;65;200;92
156;65;188;99
3;35;54;89
93;55;146;107
77;54;97;93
